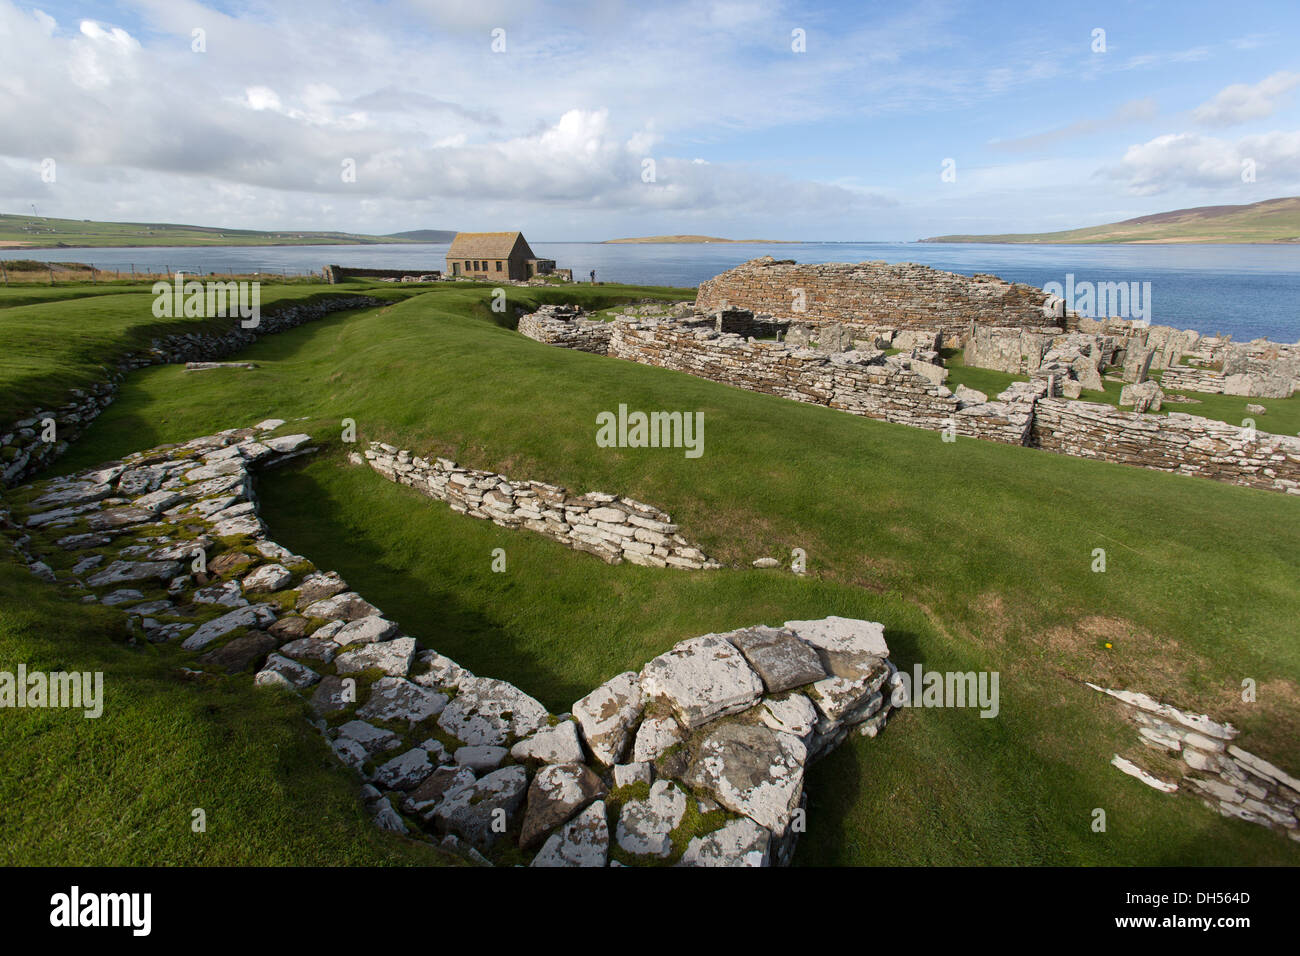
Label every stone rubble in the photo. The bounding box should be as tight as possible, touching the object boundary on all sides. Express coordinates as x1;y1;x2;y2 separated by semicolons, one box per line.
1090;683;1299;840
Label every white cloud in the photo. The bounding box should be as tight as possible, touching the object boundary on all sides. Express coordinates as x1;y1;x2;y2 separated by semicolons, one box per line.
1193;71;1300;127
1103;129;1300;195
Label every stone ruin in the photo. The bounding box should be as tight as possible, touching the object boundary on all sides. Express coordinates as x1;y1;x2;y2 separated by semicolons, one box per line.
361;442;719;569
1092;684;1299;840
3;422;900;866
518;304;1300;495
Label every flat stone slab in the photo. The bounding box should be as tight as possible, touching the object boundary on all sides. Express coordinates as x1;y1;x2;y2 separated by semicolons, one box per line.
405;766;475;819
572;671;642;765
301;591;379;622
295;571;348;609
678;816;771;867
181;603;279;650
615;780;686;859
87;559;182;588
336;719;401;755
531;801;609;867
511;721;585;765
243;563;291;592
254;653;320;689
633;713;683;763
520;763;606;848
640;635;764;730
758;693;818;743
807;658;892;723
434;765;529;848
374;747;434;790
331;616;399;646
437;677;550;746
727;625;826;692
334;637;417;677
784;617;889;679
197;630;277;674
356;676;446;724
684;721;807;833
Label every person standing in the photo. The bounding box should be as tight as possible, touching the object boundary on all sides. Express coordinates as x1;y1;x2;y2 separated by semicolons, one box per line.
590;269;596;284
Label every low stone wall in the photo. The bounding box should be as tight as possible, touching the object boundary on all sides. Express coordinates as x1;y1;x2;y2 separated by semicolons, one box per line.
695;256;1056;334
362;442;719;569
1092;684;1299;839
1030;399;1300;494
606;321;1036;445
3;424;898;867
516;308;614;355
1;294;383;487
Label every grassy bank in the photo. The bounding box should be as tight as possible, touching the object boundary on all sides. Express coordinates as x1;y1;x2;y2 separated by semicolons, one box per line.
16;285;1294;866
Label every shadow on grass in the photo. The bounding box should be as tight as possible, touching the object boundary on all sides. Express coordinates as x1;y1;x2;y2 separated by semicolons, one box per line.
255;460;586;706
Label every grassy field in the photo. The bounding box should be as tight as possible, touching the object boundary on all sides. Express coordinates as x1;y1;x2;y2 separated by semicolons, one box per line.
923;196;1300;244
0;213;417;249
7;282;1294;866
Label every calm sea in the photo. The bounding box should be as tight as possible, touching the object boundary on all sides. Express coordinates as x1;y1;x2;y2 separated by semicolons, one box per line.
17;241;1300;342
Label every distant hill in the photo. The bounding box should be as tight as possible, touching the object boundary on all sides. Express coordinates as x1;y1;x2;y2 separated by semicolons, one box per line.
385;229;458;242
0;213;427;249
922;197;1300;244
603;235;796;244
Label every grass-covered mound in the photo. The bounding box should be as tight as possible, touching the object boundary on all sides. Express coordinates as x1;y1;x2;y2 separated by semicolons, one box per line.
3;280;1296;865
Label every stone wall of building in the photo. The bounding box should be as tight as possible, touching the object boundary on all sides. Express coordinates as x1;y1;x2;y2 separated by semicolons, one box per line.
362;442;718;569
1030;399;1300;494
694;257;1057;335
515;305;615;355
519;307;1300;495
606;320;1035;445
3;423;898;867
1;295;383;487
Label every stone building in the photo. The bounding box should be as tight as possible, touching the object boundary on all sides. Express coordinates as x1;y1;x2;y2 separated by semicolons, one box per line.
445;231;557;280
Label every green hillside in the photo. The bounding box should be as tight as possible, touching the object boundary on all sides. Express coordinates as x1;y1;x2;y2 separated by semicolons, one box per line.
0;213;426;249
923;196;1300;244
1;280;1295;866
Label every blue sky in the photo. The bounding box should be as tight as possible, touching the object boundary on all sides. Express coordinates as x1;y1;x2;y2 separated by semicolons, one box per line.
2;0;1299;239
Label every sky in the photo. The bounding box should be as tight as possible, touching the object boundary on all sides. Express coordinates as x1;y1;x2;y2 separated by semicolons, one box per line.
1;0;1299;240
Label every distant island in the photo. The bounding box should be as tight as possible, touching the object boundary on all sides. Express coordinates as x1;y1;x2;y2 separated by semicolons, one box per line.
603;235;797;244
921;196;1300;244
0;213;455;249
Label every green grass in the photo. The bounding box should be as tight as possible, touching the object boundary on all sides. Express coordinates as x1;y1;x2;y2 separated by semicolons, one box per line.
17;285;1296;866
0;561;455;865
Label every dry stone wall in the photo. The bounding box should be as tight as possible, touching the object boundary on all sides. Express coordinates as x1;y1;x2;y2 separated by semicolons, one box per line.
1030;399;1300;494
2;423;898;866
515;304;614;354
519;305;1300;496
695;257;1056;335
606;320;1035;445
361;442;719;569
1;294;383;487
